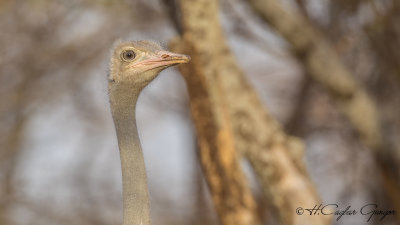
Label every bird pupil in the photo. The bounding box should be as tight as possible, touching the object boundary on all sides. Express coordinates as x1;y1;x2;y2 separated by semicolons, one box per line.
122;50;135;61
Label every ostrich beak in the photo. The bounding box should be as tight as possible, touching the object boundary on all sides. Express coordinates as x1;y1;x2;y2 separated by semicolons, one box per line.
134;51;190;70
155;51;191;67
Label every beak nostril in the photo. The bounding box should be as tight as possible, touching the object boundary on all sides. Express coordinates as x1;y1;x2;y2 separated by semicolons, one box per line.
161;54;170;59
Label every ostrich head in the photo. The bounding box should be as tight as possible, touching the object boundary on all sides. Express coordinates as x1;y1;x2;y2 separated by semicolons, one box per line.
109;40;190;89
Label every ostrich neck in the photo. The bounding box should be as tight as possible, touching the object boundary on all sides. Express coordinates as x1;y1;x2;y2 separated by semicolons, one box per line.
109;81;151;225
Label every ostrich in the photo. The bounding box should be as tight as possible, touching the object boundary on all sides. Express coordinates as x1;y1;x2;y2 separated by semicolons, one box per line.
108;40;190;225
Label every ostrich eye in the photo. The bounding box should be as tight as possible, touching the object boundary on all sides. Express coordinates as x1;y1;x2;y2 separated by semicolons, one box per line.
121;50;136;61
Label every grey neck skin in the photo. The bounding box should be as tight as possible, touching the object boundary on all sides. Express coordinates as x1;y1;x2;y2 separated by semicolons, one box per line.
108;81;151;225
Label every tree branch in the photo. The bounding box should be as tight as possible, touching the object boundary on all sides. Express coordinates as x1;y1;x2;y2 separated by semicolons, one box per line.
171;0;328;225
247;0;400;219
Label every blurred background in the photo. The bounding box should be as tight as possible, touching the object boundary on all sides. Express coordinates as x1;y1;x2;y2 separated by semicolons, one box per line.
0;0;399;224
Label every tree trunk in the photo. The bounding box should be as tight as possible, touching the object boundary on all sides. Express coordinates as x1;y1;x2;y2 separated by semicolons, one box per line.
171;1;328;225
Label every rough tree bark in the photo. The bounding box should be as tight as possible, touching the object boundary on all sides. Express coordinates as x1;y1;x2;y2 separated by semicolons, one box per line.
171;0;329;225
170;2;261;225
248;0;400;219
